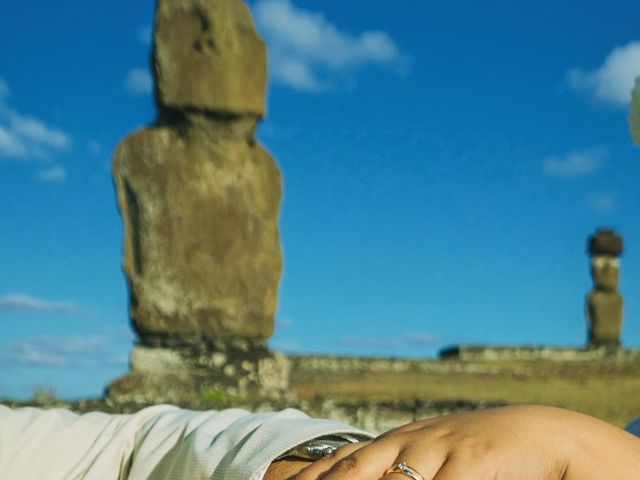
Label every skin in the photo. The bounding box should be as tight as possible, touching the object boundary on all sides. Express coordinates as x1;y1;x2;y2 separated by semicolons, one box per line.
266;405;640;480
264;457;314;480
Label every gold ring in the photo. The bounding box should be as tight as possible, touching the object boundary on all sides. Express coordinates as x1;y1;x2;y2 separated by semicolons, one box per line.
385;461;425;480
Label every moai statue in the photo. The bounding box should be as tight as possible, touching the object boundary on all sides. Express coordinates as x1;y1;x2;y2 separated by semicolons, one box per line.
586;229;624;348
107;0;289;404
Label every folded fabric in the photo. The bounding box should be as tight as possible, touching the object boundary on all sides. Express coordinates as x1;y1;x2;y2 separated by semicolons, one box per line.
0;404;372;480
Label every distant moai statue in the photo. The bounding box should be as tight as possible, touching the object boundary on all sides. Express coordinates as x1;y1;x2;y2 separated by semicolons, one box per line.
586;229;624;348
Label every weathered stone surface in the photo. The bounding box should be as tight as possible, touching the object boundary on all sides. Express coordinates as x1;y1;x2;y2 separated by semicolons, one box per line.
587;291;623;347
113;117;282;343
154;0;267;116
438;345;627;361
590;255;620;292
130;345;186;372
108;344;291;404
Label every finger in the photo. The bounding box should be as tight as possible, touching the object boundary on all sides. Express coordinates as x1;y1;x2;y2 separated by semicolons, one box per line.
379;454;447;480
318;435;448;480
316;428;452;480
295;441;371;480
380;474;410;480
317;436;403;480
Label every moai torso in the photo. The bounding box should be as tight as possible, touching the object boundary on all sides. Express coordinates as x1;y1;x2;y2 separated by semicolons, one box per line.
113;0;282;347
586;229;623;347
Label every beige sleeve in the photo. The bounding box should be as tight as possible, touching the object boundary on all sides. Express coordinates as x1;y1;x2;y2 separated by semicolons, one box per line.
0;404;372;480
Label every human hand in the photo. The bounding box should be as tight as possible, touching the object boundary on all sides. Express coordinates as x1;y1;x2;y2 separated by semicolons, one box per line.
294;405;640;480
264;457;314;480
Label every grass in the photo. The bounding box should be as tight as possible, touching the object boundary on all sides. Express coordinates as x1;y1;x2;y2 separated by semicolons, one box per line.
199;388;242;408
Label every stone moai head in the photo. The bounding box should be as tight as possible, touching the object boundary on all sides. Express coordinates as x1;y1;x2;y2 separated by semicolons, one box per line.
154;0;267;116
589;229;623;291
590;256;620;292
586;228;624;348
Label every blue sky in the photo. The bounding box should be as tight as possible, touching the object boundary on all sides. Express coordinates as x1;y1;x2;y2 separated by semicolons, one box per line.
0;0;639;399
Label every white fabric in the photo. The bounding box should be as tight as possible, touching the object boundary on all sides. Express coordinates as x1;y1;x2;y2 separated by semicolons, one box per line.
0;404;372;480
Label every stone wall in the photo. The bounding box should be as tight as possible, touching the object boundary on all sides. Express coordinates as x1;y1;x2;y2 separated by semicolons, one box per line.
439;345;640;361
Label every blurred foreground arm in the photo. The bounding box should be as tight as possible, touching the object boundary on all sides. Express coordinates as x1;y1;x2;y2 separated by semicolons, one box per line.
0;405;372;480
295;405;640;480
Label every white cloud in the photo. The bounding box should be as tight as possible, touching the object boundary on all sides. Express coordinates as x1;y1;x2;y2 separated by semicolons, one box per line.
0;125;27;157
253;0;409;92
587;193;615;213
0;336;112;368
0;294;79;314
125;68;153;95
0;79;71;160
10;113;70;149
272;57;324;91
38;165;67;183
567;41;640;105
542;147;607;177
341;332;438;349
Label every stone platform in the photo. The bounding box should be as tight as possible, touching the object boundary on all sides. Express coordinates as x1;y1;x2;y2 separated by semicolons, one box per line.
438;344;640;361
